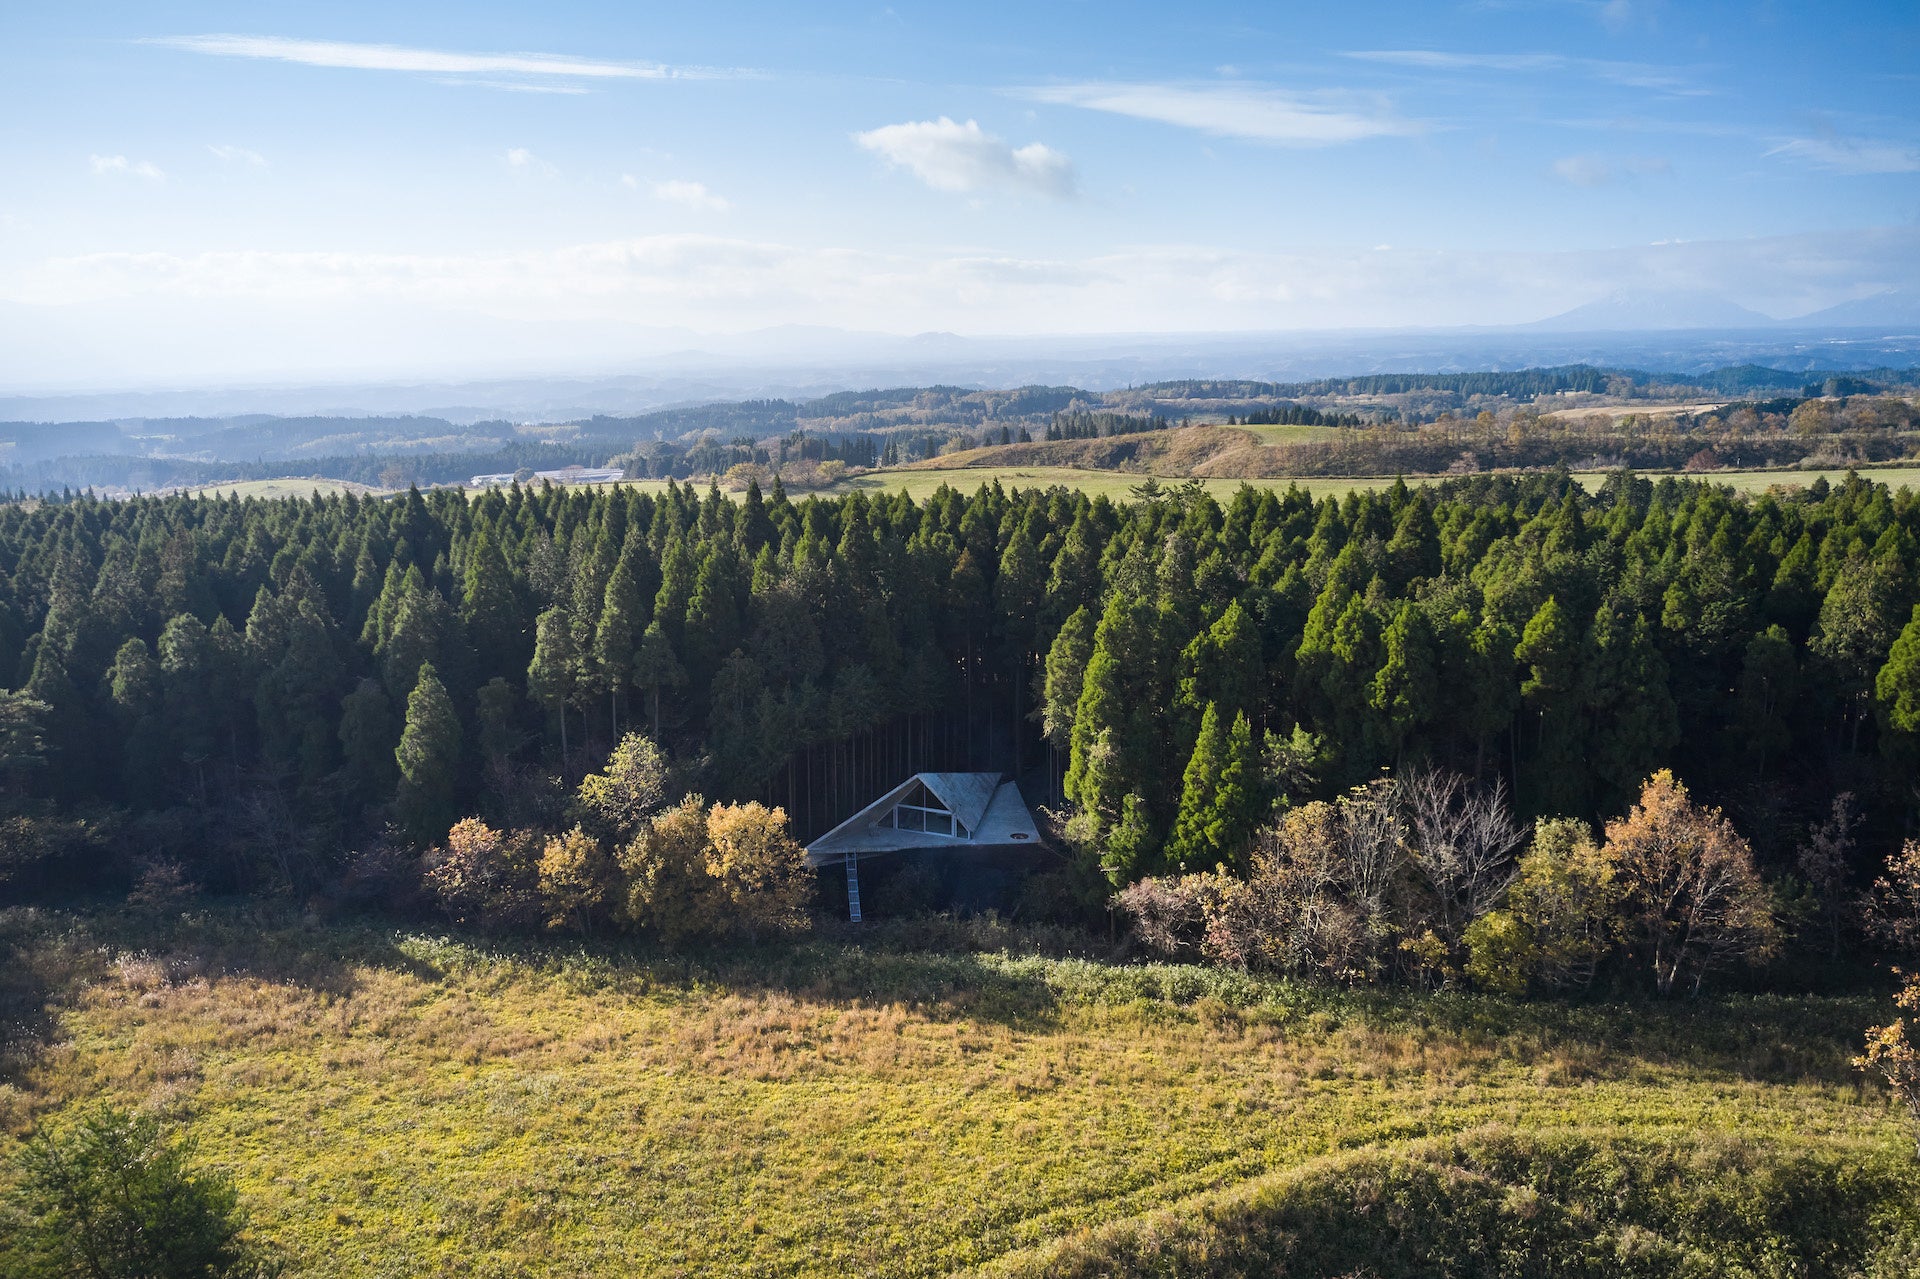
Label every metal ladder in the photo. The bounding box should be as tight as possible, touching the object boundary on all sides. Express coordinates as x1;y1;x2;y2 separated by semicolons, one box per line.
845;852;863;923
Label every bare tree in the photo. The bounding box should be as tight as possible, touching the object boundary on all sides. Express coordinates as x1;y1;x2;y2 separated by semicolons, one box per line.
1797;792;1860;960
1400;766;1526;956
1337;778;1410;972
1862;840;1920;955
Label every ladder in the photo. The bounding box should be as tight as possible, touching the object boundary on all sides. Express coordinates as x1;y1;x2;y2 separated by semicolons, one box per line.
845;852;863;923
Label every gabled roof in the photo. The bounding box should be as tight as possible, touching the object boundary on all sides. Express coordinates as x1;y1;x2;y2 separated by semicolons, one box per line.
918;772;1000;834
804;773;1043;865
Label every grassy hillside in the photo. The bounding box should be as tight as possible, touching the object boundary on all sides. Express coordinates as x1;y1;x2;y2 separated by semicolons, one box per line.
3;907;1915;1277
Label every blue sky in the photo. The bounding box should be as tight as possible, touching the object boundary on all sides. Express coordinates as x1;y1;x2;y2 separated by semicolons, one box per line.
2;1;1917;385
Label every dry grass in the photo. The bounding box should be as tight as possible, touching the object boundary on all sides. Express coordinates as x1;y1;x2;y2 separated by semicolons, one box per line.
3;908;1910;1277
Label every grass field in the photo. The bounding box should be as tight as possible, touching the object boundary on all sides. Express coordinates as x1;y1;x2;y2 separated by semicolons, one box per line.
1232;422;1345;446
835;467;1400;503
161;463;1920;507
829;464;1920;504
181;478;390;500
3;907;1915;1278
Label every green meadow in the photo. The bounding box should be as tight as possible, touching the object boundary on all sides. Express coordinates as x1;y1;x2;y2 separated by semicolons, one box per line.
4;908;1915;1277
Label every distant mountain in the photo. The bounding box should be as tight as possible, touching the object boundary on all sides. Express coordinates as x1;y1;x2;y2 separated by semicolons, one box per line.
1530;290;1778;332
1786;289;1920;329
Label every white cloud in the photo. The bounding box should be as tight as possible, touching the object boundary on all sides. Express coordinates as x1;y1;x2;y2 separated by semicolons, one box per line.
1767;136;1920;175
145;34;733;84
1343;49;1704;95
1551;153;1670;186
208;144;267;167
855;118;1075;198
503;148;558;177
90;155;165;180
649;179;730;212
1022;82;1417;146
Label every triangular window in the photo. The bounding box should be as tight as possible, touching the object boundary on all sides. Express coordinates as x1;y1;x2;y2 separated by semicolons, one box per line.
879;778;965;839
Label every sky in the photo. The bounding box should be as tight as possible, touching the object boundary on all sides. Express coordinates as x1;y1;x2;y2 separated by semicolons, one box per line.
1;1;1917;388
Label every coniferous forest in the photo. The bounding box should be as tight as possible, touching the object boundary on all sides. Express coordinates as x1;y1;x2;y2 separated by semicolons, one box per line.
0;467;1914;983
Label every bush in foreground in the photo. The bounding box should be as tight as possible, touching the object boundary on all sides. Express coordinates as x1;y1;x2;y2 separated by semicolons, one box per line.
2;1105;277;1279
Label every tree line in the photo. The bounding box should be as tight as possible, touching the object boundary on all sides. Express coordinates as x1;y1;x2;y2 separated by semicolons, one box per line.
0;471;1915;958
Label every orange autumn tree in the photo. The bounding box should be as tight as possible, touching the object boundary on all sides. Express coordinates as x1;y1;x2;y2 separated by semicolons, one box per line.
1603;769;1779;996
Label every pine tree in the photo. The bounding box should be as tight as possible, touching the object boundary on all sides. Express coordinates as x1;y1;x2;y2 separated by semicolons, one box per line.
106;637;167;808
527;606;578;761
632;620;687;739
594;559;642;736
338;677;398;805
1516;595;1585;816
1369;601;1436;766
1168;702;1228;869
461;528;525;679
1878;605;1920;762
395;661;460;844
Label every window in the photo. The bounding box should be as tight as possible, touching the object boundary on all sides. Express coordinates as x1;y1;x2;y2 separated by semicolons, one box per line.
882;780;968;840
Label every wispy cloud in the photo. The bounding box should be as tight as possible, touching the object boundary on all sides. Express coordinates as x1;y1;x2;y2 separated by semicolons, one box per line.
90;155;164;180
1344;49;1705;95
503;148;558;177
1551;153;1670;186
1767;135;1920;175
855;118;1076;198
208;144;267;167
10;227;1912;335
648;179;731;212
1022;82;1418;146
145;34;734;85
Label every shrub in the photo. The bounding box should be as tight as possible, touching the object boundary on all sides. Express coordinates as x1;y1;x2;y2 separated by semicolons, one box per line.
2;1105;278;1279
1488;817;1625;993
1462;910;1534;995
422;818;542;933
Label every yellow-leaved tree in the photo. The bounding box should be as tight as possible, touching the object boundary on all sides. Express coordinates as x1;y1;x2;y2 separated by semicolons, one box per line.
617;796;715;945
1603;770;1778;996
538;824;614;934
703;802;811;942
1856;970;1920;1158
614;796;812;945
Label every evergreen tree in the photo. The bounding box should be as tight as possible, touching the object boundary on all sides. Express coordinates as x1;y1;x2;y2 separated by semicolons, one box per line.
106;637;167;808
1878;604;1920;759
338;677;398;805
594;559;642;736
1515;596;1585;817
527;606;578;761
1369;601;1437;766
1168;702;1227;870
395;662;460;843
461;528;524;678
632;620;687;739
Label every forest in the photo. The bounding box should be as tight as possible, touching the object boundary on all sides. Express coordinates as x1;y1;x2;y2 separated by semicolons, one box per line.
0;469;1912;993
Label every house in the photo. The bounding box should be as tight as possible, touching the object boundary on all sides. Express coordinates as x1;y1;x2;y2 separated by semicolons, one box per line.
804;773;1043;920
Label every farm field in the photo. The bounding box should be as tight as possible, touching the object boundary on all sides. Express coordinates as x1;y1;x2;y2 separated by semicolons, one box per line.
3;908;1914;1278
833;463;1920;503
180;478;391;500
165;463;1920;507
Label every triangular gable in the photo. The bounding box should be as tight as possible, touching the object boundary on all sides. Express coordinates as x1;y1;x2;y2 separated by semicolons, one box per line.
806;772;1038;866
917;773;1000;834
